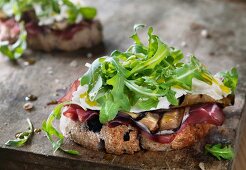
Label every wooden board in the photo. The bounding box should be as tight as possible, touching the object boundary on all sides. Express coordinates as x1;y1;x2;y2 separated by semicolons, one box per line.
0;0;246;169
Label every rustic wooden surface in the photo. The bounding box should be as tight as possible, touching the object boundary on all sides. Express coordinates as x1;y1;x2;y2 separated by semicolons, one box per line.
0;0;246;169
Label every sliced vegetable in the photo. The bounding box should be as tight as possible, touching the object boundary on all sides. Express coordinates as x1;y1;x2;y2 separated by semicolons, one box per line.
205;144;234;160
42;102;79;155
5;118;33;147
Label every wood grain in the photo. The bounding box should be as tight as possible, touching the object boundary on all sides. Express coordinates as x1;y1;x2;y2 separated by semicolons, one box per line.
0;0;246;169
233;102;246;170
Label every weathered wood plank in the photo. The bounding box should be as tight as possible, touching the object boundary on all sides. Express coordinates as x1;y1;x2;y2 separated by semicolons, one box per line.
0;0;246;169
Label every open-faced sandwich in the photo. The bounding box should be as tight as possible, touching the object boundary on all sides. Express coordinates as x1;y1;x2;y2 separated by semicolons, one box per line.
0;0;102;60
43;25;238;155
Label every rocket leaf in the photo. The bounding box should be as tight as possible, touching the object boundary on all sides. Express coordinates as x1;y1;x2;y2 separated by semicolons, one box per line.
5;118;33;147
42;102;80;155
205;144;234;160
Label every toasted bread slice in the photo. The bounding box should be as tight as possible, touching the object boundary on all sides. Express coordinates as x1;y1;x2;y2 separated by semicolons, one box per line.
101;124;140;155
60;114;140;154
27;20;102;51
60;113;102;150
140;123;214;151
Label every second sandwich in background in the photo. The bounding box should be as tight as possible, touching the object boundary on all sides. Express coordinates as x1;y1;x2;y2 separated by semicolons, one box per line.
0;0;102;59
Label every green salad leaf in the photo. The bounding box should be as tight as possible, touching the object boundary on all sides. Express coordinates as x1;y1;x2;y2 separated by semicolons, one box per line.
42;102;80;155
0;22;27;60
5;118;33;147
205;144;234;160
79;25;237;124
217;67;238;92
79;7;97;20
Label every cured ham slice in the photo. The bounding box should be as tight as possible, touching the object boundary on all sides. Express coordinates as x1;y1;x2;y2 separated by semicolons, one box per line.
58;80;80;103
0;18;20;43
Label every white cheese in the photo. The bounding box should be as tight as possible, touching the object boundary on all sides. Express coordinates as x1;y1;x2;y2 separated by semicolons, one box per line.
71;76;230;112
191;78;230;100
71;84;187;113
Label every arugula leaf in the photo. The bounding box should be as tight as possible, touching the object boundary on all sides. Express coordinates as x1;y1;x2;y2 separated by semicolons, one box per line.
60;148;80;155
79;7;97;20
107;73;131;110
135;98;158;110
169;47;184;65
125;79;164;97
205;144;234;160
165;56;213;90
99;93;119;124
130;24;146;45
5;118;33;147
81;58;101;86
147;27;158;58
165;89;178;106
217;67;238;92
88;76;103;101
129;38;170;75
42;102;80;155
0;22;27;60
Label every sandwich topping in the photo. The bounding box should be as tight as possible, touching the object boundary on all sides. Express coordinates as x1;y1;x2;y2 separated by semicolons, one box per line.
61;25;237;124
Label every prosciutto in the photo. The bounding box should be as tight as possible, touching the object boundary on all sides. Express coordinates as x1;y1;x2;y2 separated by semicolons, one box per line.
58;80;80;103
63;104;98;122
186;103;224;126
0;18;20;42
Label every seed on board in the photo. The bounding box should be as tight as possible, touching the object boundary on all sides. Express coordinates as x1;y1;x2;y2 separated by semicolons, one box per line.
48;70;53;75
47;100;58;105
15;132;22;138
34;128;42;133
47;67;53;74
23;58;36;66
181;41;187;47
25;94;38;101
70;60;78;67
55;79;60;83
86;52;92;58
23;102;33;110
53;93;59;97
201;29;209;38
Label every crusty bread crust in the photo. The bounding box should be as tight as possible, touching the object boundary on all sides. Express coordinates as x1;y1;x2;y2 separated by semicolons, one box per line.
60;114;102;150
141;123;214;151
60;113;214;154
60;114;140;154
101;124;140;155
27;20;102;51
